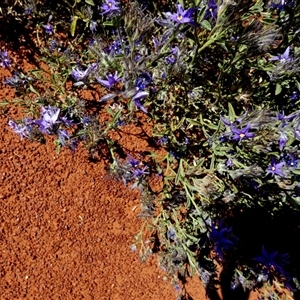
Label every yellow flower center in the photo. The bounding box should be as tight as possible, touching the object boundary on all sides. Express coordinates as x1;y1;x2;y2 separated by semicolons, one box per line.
177;15;183;21
239;133;245;138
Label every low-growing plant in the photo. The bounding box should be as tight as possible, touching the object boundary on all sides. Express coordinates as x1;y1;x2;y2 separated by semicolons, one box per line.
1;0;300;299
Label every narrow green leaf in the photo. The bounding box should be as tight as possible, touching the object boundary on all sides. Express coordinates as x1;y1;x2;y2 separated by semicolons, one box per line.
295;80;300;92
175;159;184;185
70;16;79;37
200;20;211;31
197;6;206;23
275;83;282;95
103;20;114;26
292;169;300;175
29;84;40;96
228;103;236;121
112;109;122;124
0;100;9;107
85;0;95;5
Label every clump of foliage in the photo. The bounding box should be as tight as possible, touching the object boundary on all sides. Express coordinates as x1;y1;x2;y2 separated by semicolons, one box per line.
1;0;300;299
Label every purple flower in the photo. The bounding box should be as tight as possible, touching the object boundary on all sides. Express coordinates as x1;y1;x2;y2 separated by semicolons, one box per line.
100;0;120;17
8;118;33;139
42;24;53;35
157;136;169;145
105;39;129;55
82;116;92;126
166;46;179;64
132;166;149;177
269;1;284;11
96;71;121;88
205;0;218;20
231;123;255;141
266;157;285;177
0;50;12;68
278;131;288;151
284;153;299;168
135;73;152;91
35;106;60;133
254;245;288;275
49;39;58;52
270;46;292;62
226;158;233;167
210;220;237;260
57;129;70;147
290;91;299;101
25;6;34;15
127;155;140;168
71;66;91;82
294;123;300;139
89;20;98;34
133;91;149;113
220;115;234;126
60;116;75;126
165;4;197;26
4;72;33;88
276;110;298;125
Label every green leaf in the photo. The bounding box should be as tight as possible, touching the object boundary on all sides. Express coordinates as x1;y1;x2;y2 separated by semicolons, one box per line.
0;100;9;107
70;16;79;37
29;84;40;96
197;6;206;23
200;20;211;31
295;80;300;92
228;102;236;121
275;83;282;95
85;0;95;5
292;169;300;175
217;40;228;51
175;159;185;185
112;109;122;124
103;20;114;26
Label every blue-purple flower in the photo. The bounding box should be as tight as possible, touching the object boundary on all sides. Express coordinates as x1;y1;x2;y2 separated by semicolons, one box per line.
100;0;120;17
254;245;289;276
165;4;197;26
166;46;179;65
276;110;298;123
132;166;149;177
266;157;285;177
34;106;60;133
25;6;34;15
96;71;122;88
204;0;218;20
135;73;152;91
8;118;33;139
284;153;299;168
0;50;12;68
290;91;299;101
42;19;54;35
4;72;32;88
105;39;129;56
127;155;140;168
71;66;91;82
270;46;292;62
89;20;98;34
278;131;288;151
157;136;169;145
231;123;255;141
133;91;149;113
210;220;237;260
57;129;70;147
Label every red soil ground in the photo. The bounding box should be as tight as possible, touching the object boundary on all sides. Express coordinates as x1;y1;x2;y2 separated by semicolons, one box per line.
0;53;209;299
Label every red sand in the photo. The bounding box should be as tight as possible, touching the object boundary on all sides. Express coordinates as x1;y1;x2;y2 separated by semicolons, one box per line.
0;54;210;299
